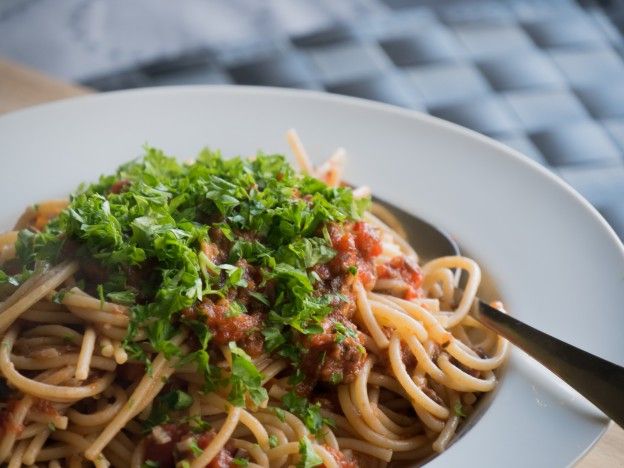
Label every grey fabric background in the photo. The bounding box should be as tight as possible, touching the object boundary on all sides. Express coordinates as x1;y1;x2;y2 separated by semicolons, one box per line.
0;0;375;81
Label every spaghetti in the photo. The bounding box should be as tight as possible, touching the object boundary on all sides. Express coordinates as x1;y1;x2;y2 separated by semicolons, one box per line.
0;131;507;467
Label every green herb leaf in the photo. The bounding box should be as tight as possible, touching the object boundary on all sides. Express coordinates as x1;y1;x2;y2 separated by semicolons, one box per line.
96;284;105;309
228;342;268;407
334;322;358;344
188;439;203;456
143;390;194;429
188;415;212;433
454;400;467;418
297;437;323;468
0;269;32;287
329;372;343;385
51;289;67;304
249;291;269;306
274;407;286;422
226;301;246;318
106;290;136;305
276;237;335;269
141;461;160;468
281;391;334;435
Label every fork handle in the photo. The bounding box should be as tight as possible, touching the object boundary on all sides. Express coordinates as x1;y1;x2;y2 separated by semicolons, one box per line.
476;301;624;428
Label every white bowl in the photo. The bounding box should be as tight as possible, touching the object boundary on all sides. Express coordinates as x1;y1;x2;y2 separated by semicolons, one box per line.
1;86;622;467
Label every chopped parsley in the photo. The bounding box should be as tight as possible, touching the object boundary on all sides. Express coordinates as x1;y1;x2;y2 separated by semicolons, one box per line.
228;342;268;407
62;334;76;345
268;434;279;448
51;289;67;304
2;147;370;409
297;437;323;468
334;322;357;344
0;270;31;287
226;301;246;318
329;372;343;385
281;391;334;436
188;439;203;456
96;284;105;309
454;400;467;418
187;415;212;433
141;461;159;468
143;389;193;430
106;290;136;305
274;407;286;422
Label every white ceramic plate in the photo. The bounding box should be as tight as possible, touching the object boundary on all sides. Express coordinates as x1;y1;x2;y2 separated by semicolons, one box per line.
1;87;622;467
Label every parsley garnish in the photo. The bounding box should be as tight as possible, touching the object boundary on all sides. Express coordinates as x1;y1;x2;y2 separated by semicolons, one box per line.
281;391;334;435
268;434;279;448
297;437;323;468
2;148;370;403
248;291;269;306
188;438;203;456
106;290;136;305
334;322;357;344
329;372;343;384
274;407;286;422
228;342;268;407
143;389;193;430
62;334;75;345
96;284;105;310
51;289;67;304
226;301;246;318
454;400;467;418
0;270;32;287
188;415;212;433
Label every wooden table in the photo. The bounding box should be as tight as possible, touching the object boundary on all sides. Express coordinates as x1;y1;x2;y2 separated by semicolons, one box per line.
1;57;623;466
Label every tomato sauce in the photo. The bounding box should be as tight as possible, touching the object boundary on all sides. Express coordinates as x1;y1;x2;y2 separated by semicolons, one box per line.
194;298;264;357
328;221;381;291
376;255;423;300
322;445;358;468
0;400;22;435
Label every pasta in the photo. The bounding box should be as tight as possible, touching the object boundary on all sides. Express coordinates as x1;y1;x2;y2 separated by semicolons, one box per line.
0;130;508;467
